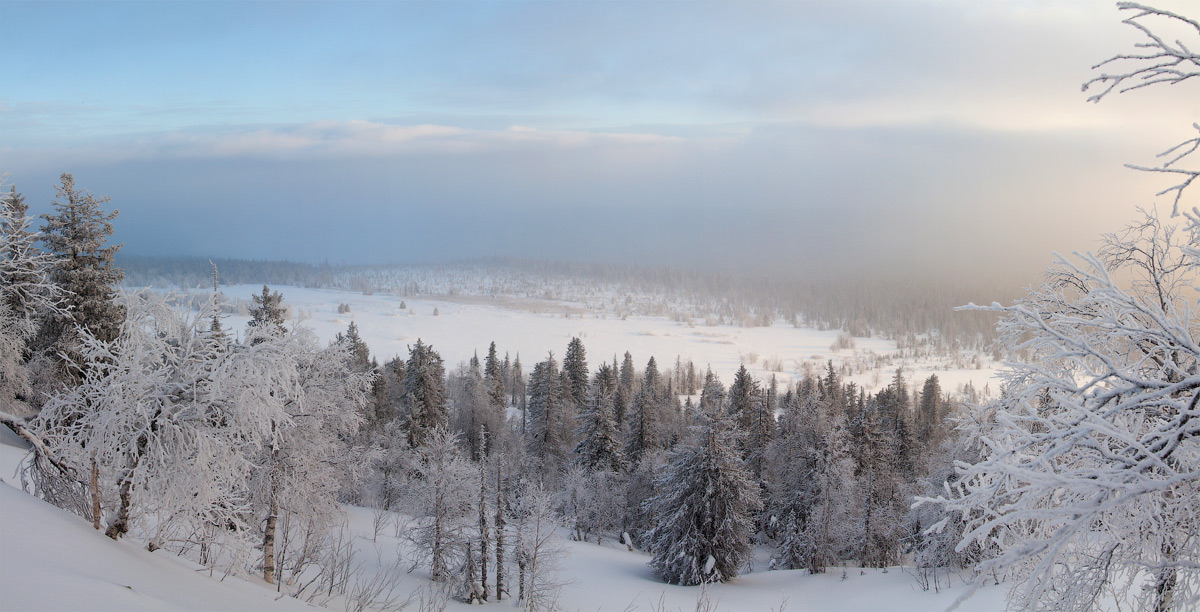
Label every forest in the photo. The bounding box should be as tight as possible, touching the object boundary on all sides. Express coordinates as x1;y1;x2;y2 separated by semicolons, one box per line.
1;4;1198;612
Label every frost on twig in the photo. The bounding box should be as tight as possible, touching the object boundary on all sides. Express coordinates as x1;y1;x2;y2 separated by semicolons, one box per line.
1083;3;1200;247
1126;123;1200;217
1083;2;1200;103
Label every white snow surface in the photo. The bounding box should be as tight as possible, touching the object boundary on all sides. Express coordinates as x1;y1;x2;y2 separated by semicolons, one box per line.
0;429;314;612
208;284;999;396
0;285;1010;611
1;427;1011;612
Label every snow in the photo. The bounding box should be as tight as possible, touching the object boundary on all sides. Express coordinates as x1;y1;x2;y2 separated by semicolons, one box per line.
208;284;1000;396
0;431;314;612
2;425;1012;612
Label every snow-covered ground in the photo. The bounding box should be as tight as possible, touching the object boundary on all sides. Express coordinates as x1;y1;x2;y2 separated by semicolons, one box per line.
205;283;1000;397
0;429;315;612
2;429;1010;612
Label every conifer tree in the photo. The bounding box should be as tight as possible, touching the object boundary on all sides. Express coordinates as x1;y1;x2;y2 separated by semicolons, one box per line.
1;183;63;413
485;341;506;411
404;339;447;448
562;337;589;408
247;285;286;337
647;410;762;585
37;173;125;380
625;357;662;464
527;353;572;464
574;362;626;473
334;321;371;371
916;374;942;447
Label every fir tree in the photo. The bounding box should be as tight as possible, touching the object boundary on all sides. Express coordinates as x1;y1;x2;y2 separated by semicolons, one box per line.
574;362;626;473
527;353;573;464
485;341;506;411
647;410;762;585
625;357;662;464
37;173;125;379
404;339;447;448
247;285;286;338
562;337;589;408
916;374;942;447
334;321;371;371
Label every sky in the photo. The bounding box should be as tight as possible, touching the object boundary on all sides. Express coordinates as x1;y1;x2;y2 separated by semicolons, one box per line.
1;0;1196;280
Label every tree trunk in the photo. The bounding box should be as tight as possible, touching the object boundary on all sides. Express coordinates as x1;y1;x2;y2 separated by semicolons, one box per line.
1153;566;1176;612
104;472;134;540
263;494;278;584
90;455;101;531
495;465;505;601
263;447;281;585
105;436;145;540
479;430;490;601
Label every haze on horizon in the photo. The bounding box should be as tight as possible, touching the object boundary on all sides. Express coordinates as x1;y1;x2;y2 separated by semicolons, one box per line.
1;0;1196;282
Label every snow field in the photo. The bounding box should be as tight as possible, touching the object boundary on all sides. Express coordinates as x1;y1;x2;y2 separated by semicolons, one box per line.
209;284;999;398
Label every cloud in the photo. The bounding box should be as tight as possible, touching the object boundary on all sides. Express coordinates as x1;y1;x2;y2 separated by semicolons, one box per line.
2;120;690;168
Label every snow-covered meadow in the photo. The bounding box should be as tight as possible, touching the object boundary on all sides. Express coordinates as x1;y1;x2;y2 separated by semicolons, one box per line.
206;283;999;399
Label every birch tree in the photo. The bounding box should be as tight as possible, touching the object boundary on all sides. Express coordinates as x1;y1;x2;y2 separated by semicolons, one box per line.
934;214;1198;611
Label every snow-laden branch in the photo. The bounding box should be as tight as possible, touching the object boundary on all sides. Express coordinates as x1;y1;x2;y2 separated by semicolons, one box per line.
1083;3;1200;103
938;213;1199;611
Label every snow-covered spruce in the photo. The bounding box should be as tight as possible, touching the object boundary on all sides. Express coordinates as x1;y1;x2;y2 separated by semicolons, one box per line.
646;408;762;586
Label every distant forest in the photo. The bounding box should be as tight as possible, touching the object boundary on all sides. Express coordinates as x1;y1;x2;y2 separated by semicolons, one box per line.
119;255;1026;354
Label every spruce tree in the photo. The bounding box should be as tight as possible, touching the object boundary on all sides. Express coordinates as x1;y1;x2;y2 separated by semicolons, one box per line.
574;362;626;472
247;284;286;337
647;410;762;585
625;357;662;464
335;321;371;371
563;337;589;408
484;341;506;411
2;185;38;318
404;339;447;448
917;374;942;447
527;353;572;464
37;173;125;379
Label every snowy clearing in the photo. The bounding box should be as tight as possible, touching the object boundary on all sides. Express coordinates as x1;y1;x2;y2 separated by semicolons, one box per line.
204;283;999;398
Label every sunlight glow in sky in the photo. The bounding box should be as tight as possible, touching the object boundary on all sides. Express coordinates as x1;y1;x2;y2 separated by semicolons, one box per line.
1;0;1196;277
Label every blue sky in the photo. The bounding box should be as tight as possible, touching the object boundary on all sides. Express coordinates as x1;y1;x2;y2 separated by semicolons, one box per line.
1;0;1196;275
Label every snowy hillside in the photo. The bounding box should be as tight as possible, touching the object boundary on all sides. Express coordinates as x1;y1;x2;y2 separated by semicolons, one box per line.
2;428;1011;612
0;430;314;611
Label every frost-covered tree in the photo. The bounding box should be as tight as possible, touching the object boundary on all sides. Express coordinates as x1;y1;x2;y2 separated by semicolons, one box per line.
404;339;447;448
36;173;124;386
247;284;286;337
527;353;574;466
574;362;626;473
247;324;372;585
625;357;664;464
334;321;371;371
766;378;858;573
485;341;506;413
1;182;63;414
513;480;567;611
400;426;477;582
647;410;762;585
924;6;1200;610
934;213;1199;612
729;365;773;481
562;337;588;408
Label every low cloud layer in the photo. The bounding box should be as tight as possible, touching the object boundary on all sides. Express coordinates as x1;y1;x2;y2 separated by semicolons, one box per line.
2;0;1196;282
